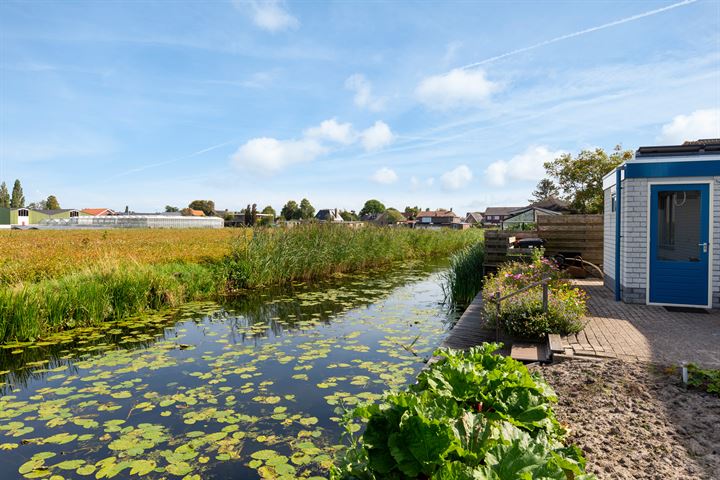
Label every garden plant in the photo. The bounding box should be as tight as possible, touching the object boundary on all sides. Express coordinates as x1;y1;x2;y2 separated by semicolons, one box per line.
482;250;587;338
332;343;596;479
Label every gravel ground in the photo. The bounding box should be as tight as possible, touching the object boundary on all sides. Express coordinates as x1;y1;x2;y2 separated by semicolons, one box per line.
532;359;720;480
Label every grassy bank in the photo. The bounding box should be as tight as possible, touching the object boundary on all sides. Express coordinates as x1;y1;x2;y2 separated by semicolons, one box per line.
0;225;483;343
442;240;485;310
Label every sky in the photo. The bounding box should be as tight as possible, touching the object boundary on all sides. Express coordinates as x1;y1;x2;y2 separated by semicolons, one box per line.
1;0;719;214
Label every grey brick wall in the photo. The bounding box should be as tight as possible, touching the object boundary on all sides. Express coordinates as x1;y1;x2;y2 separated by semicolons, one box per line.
619;178;648;304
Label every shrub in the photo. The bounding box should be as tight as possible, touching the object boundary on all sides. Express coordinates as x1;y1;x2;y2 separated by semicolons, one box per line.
331;343;595;479
483;250;587;338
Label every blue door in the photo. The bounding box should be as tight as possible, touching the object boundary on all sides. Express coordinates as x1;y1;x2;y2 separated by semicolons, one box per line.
649;184;710;306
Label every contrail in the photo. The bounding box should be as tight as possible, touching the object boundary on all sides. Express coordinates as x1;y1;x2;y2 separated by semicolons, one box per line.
111;139;236;179
460;0;699;69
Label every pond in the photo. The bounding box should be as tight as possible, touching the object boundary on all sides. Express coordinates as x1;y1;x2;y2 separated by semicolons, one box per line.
0;260;456;479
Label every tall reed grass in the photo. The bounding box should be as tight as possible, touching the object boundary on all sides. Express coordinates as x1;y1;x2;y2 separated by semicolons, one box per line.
0;225;482;342
224;225;483;288
442;240;486;310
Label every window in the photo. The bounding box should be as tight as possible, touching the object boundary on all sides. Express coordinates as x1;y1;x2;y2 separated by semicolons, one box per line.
18;209;29;216
610;190;616;212
657;190;701;262
70;211;79;217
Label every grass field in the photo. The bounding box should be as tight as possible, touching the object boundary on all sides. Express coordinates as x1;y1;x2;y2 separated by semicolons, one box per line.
0;225;483;342
0;229;243;286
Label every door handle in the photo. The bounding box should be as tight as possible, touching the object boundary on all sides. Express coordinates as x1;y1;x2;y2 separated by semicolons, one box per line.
698;243;708;253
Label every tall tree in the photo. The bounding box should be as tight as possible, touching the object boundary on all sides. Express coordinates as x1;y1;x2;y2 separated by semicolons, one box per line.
280;200;299;221
244;204;252;225
10;179;24;208
543;146;632;214
359;199;386;218
188;200;215;216
529;179;560;203
259;205;276;226
0;182;9;208
45;195;60;210
298;198;315;220
251;203;258;226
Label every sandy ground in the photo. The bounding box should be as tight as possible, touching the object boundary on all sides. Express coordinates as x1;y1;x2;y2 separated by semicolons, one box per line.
532;359;720;480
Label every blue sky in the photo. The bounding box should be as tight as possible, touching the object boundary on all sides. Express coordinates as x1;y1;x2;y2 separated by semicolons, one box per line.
1;0;719;213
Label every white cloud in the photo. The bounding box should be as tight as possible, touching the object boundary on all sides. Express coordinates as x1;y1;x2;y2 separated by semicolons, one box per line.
485;145;564;187
345;74;386;111
440;165;473;190
244;0;299;32
230;137;326;173
230;118;395;174
371;167;398;184
659;108;720;144
360;121;394;151
415;68;499;109
304;118;355;144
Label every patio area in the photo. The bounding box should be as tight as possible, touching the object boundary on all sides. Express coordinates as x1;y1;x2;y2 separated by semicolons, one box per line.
560;279;720;368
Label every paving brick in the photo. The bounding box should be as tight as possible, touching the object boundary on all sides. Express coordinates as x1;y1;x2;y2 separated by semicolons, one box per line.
560;279;720;368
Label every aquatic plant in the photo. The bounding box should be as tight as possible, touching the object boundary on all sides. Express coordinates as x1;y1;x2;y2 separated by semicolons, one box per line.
441;240;485;310
0;225;481;342
224;224;483;289
332;343;596;479
0;266;449;478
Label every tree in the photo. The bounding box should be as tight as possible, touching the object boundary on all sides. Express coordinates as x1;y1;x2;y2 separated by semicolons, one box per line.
340;210;358;221
543;146;632;214
382;208;406;224
46;195;60;210
359;199;386;218
251;203;258;226
10;179;24;208
188;200;215;216
165;205;179;212
281;200;299;221
298;198;315;220
403;206;419;220
529;179;560;203
244;204;252;225
0;182;9;208
259;205;276;226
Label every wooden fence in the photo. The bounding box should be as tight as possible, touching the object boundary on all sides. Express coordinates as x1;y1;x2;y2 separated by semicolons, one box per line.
483;214;603;271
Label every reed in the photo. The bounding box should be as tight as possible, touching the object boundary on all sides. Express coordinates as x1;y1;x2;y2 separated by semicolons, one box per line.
0;225;483;343
224;224;483;288
442;240;486;310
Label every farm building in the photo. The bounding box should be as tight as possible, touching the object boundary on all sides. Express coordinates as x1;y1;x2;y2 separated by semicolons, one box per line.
0;207;88;226
603;139;720;308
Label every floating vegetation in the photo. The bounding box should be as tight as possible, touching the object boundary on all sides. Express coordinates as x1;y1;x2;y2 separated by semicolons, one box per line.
0;261;453;479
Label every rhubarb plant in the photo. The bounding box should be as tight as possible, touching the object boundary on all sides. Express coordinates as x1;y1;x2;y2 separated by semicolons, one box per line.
331;343;596;479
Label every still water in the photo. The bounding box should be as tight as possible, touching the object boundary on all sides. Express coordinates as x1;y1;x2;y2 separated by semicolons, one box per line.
0;261;455;479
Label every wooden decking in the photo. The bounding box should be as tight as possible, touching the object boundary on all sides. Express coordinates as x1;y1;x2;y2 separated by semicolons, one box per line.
442;293;498;349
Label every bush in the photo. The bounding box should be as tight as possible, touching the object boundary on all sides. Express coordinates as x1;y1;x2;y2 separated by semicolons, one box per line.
331;344;595;479
483;250;587;338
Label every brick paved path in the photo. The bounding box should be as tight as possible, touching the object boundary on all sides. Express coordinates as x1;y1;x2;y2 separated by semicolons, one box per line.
561;279;720;368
